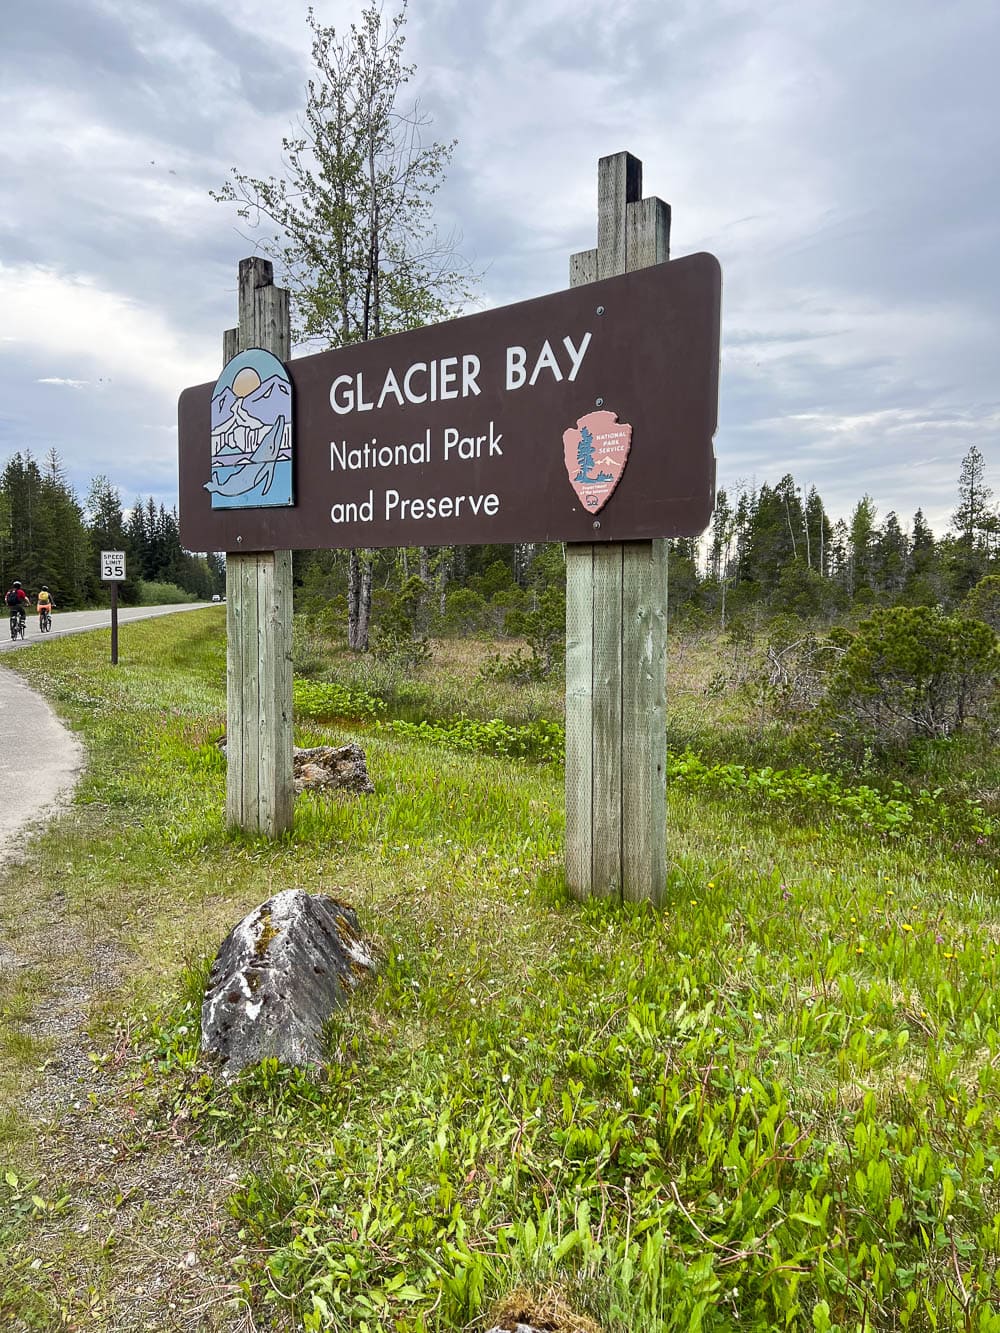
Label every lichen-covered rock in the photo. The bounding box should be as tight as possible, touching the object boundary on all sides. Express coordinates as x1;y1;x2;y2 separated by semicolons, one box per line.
201;889;376;1076
293;743;374;795
217;738;374;797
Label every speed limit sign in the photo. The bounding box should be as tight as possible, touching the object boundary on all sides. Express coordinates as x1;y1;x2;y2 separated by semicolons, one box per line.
100;550;126;581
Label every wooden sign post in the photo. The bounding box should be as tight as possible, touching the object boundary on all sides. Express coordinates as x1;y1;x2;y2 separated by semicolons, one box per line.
179;160;717;852
221;258;294;837
566;153;673;905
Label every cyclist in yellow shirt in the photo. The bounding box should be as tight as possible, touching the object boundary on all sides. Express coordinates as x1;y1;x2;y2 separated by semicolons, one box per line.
36;586;54;632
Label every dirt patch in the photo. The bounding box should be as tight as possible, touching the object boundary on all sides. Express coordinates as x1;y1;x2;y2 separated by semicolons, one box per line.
2;895;253;1330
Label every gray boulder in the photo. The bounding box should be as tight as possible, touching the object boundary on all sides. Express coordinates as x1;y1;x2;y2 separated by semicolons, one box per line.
294;743;374;795
201;890;377;1075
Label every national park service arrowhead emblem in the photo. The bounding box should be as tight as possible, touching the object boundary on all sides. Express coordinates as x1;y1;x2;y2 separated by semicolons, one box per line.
562;409;632;514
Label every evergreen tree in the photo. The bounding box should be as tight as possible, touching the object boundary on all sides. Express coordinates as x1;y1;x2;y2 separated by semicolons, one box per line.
952;445;994;550
910;508;935;569
1;452;44;588
848;496;879;600
803;486;831;575
829;518;851;593
948;445;995;597
574;426;597;482
741;476;803;598
872;511;908;598
667;538;700;613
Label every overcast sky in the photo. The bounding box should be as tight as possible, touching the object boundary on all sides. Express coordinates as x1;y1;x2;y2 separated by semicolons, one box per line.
2;0;997;534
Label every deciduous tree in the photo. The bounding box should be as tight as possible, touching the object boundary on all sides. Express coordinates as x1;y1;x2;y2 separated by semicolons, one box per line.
213;3;475;649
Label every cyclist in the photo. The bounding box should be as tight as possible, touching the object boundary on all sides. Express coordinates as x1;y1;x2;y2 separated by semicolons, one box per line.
5;581;30;638
36;585;54;632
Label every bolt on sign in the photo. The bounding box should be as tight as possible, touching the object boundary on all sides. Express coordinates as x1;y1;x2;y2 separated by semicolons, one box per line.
178;252;720;552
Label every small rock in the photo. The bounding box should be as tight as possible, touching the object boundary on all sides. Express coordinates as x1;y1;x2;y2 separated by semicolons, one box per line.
201;889;377;1076
217;738;374;795
293;743;374;795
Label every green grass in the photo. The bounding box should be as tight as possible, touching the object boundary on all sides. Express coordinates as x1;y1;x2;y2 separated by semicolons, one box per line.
1;611;999;1330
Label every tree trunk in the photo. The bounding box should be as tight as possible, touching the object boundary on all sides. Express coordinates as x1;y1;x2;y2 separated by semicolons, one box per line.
436;546;452;618
358;552;372;649
347;548;373;651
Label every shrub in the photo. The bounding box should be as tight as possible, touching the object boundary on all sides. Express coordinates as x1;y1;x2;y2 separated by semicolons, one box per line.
502;585;566;679
441;587;488;636
477;646;548;686
759;616;846;718
135;580;193;605
821;605;999;748
371;576;432;670
961;573;1000;634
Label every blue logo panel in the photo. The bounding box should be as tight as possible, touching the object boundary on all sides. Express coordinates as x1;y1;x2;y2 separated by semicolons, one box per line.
206;349;293;509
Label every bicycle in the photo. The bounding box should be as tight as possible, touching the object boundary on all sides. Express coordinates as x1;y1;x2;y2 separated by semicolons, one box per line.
9;609;26;641
39;607;52;633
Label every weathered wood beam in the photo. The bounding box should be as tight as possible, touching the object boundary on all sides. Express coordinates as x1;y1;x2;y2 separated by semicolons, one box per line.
565;152;671;905
225;257;294;837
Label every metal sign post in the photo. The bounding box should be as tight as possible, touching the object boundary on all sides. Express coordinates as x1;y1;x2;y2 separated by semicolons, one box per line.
100;549;126;665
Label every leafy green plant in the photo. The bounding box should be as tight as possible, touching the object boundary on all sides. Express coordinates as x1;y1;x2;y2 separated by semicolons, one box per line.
292;678;386;722
668;748;995;843
381;714;565;763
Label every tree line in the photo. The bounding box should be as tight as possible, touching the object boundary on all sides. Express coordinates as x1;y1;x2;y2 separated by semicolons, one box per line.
687;443;997;626
289;444;998;657
1;442;992;639
0;450;224;607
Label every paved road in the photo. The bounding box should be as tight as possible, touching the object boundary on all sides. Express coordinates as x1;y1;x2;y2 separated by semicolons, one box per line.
0;603;222;850
0;601;221;653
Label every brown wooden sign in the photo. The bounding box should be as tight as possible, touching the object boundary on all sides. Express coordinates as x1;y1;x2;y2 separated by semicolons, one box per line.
178;251;720;552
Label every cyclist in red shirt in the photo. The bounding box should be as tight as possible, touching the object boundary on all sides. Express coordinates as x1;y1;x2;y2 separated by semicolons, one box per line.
5;581;30;639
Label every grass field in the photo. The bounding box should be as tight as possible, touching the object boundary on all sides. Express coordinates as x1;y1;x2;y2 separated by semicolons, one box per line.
1;610;999;1331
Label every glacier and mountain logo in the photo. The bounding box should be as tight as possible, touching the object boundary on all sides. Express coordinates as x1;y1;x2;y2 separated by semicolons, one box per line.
562;409;632;515
205;348;294;509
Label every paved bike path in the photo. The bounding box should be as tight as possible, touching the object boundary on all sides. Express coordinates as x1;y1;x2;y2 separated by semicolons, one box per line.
0;668;85;857
0;603;222;853
0;601;218;653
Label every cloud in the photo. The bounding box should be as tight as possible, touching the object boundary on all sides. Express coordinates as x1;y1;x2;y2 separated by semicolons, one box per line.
1;261;212;399
1;0;998;533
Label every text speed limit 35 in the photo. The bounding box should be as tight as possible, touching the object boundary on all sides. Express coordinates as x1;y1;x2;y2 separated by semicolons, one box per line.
100;550;126;582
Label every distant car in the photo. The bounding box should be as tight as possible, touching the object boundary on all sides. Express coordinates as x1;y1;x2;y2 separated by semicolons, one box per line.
212;594;221;603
